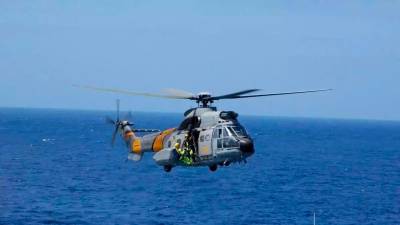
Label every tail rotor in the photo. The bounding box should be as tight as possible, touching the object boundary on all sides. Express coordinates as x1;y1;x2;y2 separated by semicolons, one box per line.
107;99;123;147
107;100;154;147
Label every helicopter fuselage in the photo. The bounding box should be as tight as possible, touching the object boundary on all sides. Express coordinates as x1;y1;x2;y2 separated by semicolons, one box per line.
119;107;255;171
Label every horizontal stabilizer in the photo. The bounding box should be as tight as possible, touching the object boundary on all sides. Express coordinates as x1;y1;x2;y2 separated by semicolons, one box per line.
128;152;143;162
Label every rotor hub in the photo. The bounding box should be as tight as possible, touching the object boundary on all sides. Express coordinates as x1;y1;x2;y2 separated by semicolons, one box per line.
197;93;212;101
197;92;211;98
196;92;213;107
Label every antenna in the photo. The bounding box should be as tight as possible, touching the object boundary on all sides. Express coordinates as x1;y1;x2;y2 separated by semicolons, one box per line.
116;99;120;122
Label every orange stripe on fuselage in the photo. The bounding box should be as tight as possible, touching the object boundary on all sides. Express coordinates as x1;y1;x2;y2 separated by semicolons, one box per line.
152;128;176;152
132;138;142;154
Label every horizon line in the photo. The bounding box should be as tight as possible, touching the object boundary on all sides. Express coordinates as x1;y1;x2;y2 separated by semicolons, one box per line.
0;105;399;124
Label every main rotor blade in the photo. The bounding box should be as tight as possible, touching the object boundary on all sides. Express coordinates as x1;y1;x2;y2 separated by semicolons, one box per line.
210;89;261;100
218;89;332;99
74;85;195;99
162;88;196;99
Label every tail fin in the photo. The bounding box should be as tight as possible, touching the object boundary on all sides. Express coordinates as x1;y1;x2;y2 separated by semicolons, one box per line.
106;99;143;161
121;122;143;162
107;100;160;162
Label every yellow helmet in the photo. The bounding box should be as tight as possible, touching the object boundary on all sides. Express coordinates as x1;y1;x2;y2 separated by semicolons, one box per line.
174;143;180;148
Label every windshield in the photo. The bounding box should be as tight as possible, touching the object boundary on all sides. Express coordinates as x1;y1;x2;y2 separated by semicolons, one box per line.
228;126;248;137
213;127;240;149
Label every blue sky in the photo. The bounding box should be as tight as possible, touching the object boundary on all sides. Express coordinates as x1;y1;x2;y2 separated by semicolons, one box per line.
1;1;399;120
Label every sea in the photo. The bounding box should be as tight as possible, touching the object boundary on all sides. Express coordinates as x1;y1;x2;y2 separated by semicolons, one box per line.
0;108;399;225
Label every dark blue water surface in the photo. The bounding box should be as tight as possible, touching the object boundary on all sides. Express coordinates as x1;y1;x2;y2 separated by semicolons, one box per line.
0;108;399;225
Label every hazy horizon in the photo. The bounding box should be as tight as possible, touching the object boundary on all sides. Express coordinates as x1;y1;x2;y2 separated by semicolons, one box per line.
3;105;400;123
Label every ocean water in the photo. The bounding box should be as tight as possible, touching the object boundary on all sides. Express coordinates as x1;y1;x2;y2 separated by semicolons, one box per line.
0;108;399;225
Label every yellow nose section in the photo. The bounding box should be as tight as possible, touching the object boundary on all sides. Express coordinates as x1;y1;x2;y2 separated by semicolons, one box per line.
132;139;142;154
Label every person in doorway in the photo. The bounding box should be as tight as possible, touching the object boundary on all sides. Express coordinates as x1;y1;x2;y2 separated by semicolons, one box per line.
175;142;193;165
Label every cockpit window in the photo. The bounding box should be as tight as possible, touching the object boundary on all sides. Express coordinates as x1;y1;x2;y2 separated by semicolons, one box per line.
223;128;229;137
228;126;248;137
218;129;222;138
213;128;223;138
213;126;241;149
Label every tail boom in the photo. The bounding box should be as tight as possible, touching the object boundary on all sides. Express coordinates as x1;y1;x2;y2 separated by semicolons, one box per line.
120;122;176;161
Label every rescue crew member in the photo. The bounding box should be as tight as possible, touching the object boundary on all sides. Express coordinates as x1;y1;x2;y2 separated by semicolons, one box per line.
184;133;196;162
175;141;193;165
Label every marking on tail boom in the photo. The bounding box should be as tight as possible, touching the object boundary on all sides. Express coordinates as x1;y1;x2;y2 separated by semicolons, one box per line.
132;139;142;153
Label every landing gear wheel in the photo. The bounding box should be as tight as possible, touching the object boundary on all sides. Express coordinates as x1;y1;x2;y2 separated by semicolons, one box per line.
209;164;218;172
164;165;172;172
223;161;231;167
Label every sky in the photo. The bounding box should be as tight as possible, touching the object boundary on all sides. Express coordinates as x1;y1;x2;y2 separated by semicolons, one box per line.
1;1;399;120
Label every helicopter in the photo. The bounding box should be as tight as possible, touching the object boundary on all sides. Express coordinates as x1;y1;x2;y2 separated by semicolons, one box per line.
78;86;331;172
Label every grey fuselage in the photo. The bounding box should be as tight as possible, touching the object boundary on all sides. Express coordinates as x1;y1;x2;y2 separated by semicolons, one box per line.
121;107;255;167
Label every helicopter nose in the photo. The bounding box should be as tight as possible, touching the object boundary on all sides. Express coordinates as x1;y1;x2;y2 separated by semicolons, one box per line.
239;138;254;154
